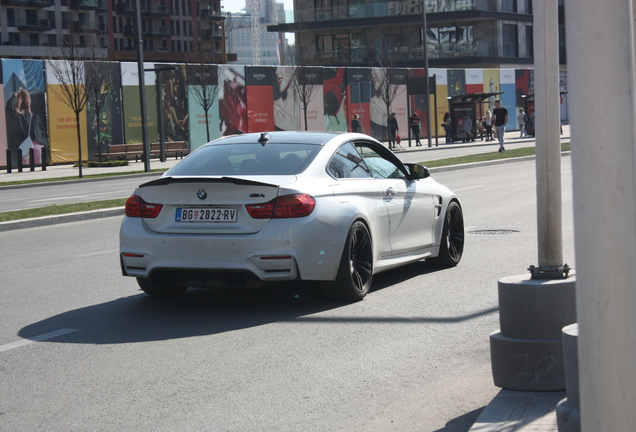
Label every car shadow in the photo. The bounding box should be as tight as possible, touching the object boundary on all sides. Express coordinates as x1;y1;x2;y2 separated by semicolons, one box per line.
18;283;346;345
19;261;475;346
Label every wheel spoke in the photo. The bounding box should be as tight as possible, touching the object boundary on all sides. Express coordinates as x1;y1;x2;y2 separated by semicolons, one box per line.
353;230;369;255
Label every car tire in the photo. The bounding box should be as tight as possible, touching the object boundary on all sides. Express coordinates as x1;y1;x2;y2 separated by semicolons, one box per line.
429;200;464;268
137;277;188;296
321;221;373;301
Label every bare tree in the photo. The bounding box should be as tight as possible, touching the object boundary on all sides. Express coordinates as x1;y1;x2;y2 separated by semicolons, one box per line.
291;24;321;130
185;27;221;143
371;33;406;147
47;16;106;177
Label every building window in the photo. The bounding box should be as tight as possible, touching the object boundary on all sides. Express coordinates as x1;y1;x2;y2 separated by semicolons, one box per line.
48;11;56;28
501;0;517;13
7;9;15;27
502;24;518;57
317;34;333;60
526;25;533;58
30;33;39;46
48;34;57;47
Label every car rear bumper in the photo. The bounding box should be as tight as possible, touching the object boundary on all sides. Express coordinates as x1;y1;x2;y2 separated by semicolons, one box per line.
119;216;347;284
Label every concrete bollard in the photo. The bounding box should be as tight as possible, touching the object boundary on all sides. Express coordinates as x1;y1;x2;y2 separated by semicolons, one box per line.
490;274;576;391
556;323;580;432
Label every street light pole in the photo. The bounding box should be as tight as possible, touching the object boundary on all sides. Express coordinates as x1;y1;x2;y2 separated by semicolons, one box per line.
135;0;150;172
421;0;432;147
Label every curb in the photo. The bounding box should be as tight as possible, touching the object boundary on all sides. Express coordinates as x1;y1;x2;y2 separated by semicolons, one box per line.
0;171;165;191
0;207;124;232
1;152;571;232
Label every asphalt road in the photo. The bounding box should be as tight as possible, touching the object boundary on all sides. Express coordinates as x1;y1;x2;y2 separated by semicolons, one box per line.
0;157;575;432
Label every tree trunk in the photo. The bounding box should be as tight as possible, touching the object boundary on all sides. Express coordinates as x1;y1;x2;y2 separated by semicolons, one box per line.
76;111;83;178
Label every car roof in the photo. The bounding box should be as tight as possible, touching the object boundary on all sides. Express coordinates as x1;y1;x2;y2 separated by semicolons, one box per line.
205;131;351;147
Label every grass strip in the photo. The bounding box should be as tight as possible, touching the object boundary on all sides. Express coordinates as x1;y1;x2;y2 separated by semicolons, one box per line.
423;142;570;168
0;199;127;223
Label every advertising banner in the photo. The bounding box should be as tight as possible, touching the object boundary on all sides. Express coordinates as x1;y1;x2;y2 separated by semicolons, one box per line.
219;65;247;136
499;69;516;128
86;61;124;161
297;67;323;131
390;68;409;138
465;69;484;94
447;69;466;98
407;68;430;141
345;68;371;134
5;59;47;165
430;68;448;137
483;68;500;114
158;65;189;146
45;59;87;164
121;62;157;144
187;64;219;150
246;66;276;132
323;67;346;131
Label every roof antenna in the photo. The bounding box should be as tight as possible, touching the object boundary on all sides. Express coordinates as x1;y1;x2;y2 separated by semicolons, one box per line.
258;133;271;146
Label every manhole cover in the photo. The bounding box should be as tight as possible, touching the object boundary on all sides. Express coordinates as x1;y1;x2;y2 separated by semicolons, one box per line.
468;229;519;235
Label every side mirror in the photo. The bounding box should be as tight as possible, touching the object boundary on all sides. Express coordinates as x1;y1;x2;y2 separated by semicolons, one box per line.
405;163;430;179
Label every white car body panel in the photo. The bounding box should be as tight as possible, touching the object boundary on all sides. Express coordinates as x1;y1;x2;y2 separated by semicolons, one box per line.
120;131;459;289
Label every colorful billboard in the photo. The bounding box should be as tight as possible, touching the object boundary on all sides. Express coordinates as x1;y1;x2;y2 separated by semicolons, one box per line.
5;59;47;165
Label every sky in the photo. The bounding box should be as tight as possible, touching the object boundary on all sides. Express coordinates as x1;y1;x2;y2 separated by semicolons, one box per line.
222;0;294;14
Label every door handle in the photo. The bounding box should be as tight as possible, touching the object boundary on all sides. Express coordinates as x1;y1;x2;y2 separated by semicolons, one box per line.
386;187;396;196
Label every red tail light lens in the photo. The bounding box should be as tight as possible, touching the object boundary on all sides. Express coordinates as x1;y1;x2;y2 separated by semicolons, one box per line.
246;194;315;219
125;194;163;218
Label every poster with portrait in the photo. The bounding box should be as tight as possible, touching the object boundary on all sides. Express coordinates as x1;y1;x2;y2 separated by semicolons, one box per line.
323;67;346;131
86;61;124;161
121;62;157;144
4;59;48;165
187;64;219;150
245;66;275;132
271;66;299;131
219;65;247;136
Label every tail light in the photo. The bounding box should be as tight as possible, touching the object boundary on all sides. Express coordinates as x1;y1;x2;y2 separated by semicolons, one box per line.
246;194;315;219
125;194;163;218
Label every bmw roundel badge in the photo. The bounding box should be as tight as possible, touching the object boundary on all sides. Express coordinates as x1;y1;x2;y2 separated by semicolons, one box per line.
197;189;207;200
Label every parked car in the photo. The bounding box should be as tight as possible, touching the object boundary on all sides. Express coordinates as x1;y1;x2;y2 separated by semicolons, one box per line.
120;131;464;301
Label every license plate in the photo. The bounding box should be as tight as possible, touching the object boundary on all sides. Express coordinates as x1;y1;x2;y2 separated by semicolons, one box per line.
176;207;237;222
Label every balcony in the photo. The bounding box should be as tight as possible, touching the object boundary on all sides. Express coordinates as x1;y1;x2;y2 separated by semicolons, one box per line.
199;8;225;21
70;0;98;10
202;28;223;40
116;2;169;16
1;0;52;5
16;18;53;31
124;24;170;38
70;20;99;32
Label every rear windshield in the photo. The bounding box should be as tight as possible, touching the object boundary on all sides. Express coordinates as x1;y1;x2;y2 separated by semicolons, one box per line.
166;143;322;176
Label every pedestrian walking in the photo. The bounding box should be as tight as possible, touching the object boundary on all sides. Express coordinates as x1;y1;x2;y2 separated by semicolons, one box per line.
409;113;422;146
351;114;361;133
492;100;508;152
388;112;399;149
517;108;528;138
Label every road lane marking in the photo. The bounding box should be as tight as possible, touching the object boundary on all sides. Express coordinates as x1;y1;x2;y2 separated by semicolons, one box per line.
77;249;119;258
453;185;485;191
30;190;132;203
0;329;77;353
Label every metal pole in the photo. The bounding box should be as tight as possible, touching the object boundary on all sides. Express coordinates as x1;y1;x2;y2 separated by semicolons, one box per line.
135;0;150;172
421;0;432;147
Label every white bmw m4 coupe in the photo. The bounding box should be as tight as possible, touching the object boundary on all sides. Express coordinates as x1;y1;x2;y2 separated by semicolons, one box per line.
120;131;464;301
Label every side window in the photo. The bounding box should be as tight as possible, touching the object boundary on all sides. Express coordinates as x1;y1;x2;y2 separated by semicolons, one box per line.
355;144;406;179
327;142;372;179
